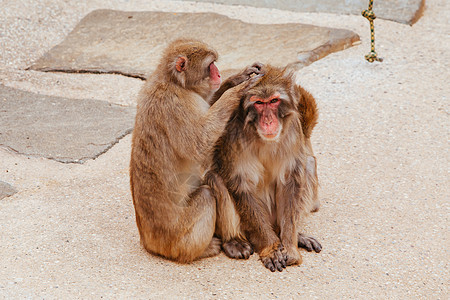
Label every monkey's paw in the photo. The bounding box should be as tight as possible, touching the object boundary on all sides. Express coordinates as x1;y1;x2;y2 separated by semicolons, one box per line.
222;238;254;259
259;243;288;272
298;233;322;253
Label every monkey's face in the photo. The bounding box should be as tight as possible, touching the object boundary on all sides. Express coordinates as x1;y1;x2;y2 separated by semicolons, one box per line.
174;54;222;95
243;89;297;142
249;93;283;141
169;39;221;95
244;67;299;141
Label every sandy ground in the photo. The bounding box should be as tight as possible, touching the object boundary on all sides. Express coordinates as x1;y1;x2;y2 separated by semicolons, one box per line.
0;0;449;298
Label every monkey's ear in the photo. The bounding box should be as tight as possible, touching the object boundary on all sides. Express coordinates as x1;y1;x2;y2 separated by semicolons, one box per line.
175;56;187;72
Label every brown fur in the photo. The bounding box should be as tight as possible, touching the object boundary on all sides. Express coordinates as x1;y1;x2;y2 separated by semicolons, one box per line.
208;65;321;271
296;84;320;212
297;85;318;139
129;39;259;263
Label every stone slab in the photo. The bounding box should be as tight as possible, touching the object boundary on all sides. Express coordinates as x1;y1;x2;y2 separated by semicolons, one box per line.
0;85;136;163
176;0;425;25
28;10;360;79
0;181;17;200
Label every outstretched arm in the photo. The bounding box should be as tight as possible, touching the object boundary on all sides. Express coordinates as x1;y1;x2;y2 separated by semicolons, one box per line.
209;62;263;105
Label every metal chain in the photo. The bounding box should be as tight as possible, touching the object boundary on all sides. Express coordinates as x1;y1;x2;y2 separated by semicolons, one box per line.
362;0;383;62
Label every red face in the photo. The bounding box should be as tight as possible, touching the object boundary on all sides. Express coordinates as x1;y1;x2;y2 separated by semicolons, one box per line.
209;62;222;91
250;93;282;140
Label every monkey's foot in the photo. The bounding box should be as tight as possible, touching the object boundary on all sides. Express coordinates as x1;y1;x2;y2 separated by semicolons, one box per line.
200;237;221;259
222;238;253;259
259;243;287;272
298;233;322;253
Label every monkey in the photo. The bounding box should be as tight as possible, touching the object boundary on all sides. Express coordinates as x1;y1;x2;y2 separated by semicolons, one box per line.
205;65;322;271
209;66;320;255
129;38;263;263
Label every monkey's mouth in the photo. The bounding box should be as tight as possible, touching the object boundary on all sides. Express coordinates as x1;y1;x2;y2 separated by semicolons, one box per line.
257;125;282;142
263;133;278;139
257;116;282;141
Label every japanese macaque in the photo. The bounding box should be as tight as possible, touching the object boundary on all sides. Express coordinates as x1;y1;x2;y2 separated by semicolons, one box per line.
206;65;322;271
129;39;262;263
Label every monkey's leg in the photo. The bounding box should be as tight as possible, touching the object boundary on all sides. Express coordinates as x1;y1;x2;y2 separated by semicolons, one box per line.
136;185;219;263
297;157;322;253
176;185;221;262
276;164;313;266
138;185;218;263
204;171;253;259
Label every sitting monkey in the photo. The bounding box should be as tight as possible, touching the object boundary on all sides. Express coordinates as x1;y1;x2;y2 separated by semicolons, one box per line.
207;65;322;271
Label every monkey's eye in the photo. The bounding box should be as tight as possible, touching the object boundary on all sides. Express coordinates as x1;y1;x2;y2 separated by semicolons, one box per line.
255;101;264;105
270;98;279;104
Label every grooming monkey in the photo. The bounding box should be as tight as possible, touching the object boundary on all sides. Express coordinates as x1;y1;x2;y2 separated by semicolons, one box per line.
206;65;322;271
130;39;262;263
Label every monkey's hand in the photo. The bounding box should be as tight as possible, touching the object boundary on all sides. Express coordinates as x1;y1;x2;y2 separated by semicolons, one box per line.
259;242;287;272
228;62;264;87
209;63;263;105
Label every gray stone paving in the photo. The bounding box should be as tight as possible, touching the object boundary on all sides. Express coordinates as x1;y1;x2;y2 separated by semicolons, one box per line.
29;10;360;79
0;85;136;163
0;181;17;200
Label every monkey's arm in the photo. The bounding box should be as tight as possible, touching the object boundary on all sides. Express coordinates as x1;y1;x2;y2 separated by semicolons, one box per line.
209;62;263;105
198;87;242;156
177;74;261;165
168;85;242;165
209;77;240;106
189;73;261;164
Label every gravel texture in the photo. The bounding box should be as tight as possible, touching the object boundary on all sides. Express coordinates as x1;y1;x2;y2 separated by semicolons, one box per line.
0;0;448;299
